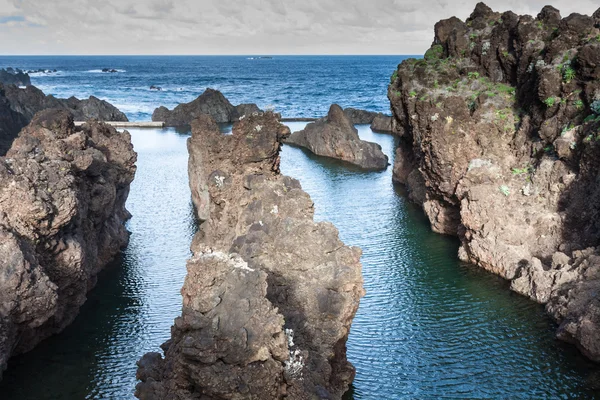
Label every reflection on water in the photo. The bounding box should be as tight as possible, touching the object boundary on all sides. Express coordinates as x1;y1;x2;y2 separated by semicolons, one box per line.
0;128;195;399
1;124;600;399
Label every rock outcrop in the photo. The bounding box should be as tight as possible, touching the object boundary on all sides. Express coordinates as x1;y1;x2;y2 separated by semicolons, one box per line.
0;68;30;86
2;84;128;122
136;112;364;399
0;86;27;156
152;88;263;126
286;104;389;170
389;2;600;360
370;114;393;133
0;110;136;380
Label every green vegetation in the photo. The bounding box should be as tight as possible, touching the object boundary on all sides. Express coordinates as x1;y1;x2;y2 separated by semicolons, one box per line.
562;66;576;83
502;50;509;57
424;45;444;61
561;123;575;136
536;21;544;29
544;97;557;107
390;71;398;83
574;99;584;110
468;72;480;80
469;33;478;41
512;166;532;175
409;91;417;98
499;185;510;196
433;79;439;89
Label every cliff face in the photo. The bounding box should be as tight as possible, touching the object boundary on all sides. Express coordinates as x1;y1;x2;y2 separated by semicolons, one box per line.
136;112;364;399
389;3;600;361
2;84;129;122
0;110;136;379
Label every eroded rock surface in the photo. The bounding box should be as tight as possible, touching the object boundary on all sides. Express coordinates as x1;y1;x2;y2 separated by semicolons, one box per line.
2;84;128;122
0;110;136;379
286;104;389;170
370;114;393;133
389;2;600;360
136;112;364;399
152;88;263;126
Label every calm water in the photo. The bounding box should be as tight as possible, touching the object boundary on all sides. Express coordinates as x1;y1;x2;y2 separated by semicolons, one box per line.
0;57;599;399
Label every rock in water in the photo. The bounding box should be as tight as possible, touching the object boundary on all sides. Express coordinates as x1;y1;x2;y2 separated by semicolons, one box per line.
2;84;128;122
152;88;263;126
343;107;378;124
0;86;27;156
0;68;30;86
0;110;136;380
286;104;389;170
136;112;365;399
370;114;393;133
388;3;600;360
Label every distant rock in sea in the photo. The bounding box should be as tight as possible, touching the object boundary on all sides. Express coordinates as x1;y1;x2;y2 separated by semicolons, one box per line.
152;88;263;126
286;104;389;171
102;68;119;73
0;68;31;86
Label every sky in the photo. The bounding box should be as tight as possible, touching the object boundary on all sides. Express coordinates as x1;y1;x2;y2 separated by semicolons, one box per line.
0;0;598;55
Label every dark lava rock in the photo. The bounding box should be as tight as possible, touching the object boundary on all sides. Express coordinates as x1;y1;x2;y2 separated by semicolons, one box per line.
0;86;27;156
388;2;600;361
343;107;379;124
0;68;30;86
135;112;364;400
2;84;128;122
0;110;136;380
286;104;389;170
149;85;162;91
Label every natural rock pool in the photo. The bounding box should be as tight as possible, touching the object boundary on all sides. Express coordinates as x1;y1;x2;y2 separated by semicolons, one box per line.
1;125;599;399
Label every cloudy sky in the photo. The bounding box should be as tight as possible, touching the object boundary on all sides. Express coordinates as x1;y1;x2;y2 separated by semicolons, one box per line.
0;0;598;55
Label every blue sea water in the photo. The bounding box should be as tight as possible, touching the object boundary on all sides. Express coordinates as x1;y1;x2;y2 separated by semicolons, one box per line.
0;56;599;399
0;55;405;120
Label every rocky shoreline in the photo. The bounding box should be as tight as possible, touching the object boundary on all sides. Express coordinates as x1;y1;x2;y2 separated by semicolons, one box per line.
0;110;136;380
136;111;364;399
389;2;600;361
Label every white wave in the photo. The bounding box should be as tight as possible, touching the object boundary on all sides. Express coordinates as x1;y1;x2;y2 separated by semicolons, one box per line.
86;69;127;73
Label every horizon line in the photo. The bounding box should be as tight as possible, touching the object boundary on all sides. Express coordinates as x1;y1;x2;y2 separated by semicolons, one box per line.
0;54;422;57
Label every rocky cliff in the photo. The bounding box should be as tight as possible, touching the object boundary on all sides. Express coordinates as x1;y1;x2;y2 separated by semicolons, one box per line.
0;110;136;380
389;2;600;361
136;112;364;399
152;88;263;126
0;68;31;86
2;84;128;122
286;104;389;170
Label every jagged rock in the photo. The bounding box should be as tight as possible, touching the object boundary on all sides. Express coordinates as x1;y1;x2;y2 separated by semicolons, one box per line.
0;110;136;380
0;86;27;156
389;3;600;361
370;114;393;133
0;69;30;86
136;112;364;399
286;104;389;170
152;88;263;126
343;107;378;124
2;84;128;122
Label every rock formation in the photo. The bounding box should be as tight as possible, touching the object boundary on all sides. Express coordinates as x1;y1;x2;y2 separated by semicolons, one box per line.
0;86;27;156
286;104;389;170
343;107;378;124
152;88;263;126
136;112;364;399
2;84;128;122
389;2;600;360
370;114;393;133
0;68;30;86
0;110;136;380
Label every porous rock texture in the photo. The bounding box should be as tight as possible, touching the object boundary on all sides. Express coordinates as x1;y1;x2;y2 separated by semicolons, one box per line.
0;110;136;380
152;88;263;126
2;84;128;122
136;112;364;399
286;104;389;171
389;2;600;360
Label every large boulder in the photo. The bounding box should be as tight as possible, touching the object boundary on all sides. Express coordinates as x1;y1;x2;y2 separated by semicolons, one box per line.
286;104;389;170
152;88;263;126
370;113;393;133
388;3;600;361
136;112;364;399
343;107;378;124
0;110;136;380
0;68;30;86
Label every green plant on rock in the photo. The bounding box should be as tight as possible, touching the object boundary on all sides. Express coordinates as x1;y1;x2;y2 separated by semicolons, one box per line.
499;185;510;196
544;97;557;107
425;45;444;61
470;33;478;41
468;72;480;80
390;71;398;83
433;79;439;89
574;99;584;110
409;91;417;98
512;166;532;175
562;66;576;83
536;21;544;29
502;50;509;57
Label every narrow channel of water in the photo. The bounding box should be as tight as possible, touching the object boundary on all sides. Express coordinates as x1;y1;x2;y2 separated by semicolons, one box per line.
1;124;599;399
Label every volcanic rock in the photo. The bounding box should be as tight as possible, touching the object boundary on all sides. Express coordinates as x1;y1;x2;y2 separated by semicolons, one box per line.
0;68;30;86
370;114;393;133
286;104;389;170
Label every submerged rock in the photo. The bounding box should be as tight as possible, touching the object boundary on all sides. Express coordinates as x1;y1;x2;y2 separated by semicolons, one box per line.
0;110;136;380
0;68;30;86
136;112;364;399
286;104;389;170
152;88;263;126
2;84;128;123
389;3;600;360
